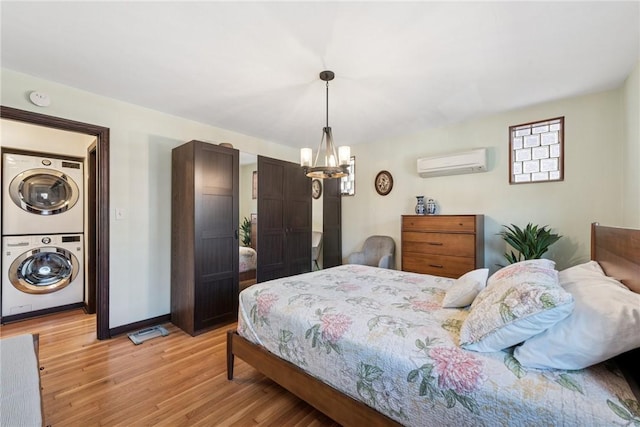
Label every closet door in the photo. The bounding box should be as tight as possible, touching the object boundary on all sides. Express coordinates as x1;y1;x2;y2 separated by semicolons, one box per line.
256;156;311;282
322;178;342;268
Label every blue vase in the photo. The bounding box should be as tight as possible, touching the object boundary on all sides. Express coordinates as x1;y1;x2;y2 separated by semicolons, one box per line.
415;196;426;215
426;198;437;215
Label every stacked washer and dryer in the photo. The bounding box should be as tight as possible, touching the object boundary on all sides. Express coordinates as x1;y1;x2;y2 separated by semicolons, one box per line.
1;152;85;321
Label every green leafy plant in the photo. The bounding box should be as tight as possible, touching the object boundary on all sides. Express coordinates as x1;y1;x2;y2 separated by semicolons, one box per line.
240;216;251;247
499;223;561;265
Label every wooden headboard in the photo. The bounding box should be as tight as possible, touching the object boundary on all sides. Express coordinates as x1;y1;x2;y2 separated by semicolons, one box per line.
591;222;640;293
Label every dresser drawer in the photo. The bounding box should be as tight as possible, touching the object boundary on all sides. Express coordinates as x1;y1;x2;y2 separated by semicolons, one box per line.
402;253;475;278
402;232;475;257
402;215;477;233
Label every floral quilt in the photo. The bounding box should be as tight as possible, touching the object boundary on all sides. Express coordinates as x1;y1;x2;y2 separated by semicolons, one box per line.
237;265;639;426
239;246;257;273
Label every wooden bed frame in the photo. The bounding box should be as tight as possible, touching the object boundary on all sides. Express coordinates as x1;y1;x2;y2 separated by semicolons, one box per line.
227;223;640;425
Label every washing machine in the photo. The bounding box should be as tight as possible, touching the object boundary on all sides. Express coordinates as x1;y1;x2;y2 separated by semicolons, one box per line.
2;234;84;318
2;153;84;235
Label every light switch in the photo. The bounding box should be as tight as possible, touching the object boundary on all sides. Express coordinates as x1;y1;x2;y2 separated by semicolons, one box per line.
115;208;126;220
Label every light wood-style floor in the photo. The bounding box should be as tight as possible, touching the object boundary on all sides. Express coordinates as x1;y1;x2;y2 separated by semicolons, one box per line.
0;309;340;426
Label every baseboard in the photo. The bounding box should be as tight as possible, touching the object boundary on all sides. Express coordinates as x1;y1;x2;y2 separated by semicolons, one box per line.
109;313;171;337
1;302;84;324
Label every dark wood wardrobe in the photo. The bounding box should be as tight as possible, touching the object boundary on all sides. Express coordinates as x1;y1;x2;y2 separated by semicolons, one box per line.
256;156;312;282
171;140;239;336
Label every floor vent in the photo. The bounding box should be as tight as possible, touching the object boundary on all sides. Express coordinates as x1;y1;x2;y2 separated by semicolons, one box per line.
128;325;169;345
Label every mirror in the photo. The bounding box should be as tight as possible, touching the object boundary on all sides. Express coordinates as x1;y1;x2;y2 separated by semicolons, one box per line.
239;151;258;290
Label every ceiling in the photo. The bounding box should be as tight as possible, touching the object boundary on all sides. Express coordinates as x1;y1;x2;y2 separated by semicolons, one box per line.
2;2;638;149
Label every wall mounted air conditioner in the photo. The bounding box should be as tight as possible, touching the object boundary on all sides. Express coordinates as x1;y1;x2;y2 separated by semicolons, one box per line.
417;148;487;178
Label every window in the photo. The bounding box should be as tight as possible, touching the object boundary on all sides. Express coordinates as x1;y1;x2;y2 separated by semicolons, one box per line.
509;117;564;184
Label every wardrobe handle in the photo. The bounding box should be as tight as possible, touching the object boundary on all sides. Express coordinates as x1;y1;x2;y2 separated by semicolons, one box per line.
427;242;443;246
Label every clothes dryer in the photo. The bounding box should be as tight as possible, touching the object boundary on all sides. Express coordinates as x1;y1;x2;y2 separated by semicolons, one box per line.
2;153;84;235
2;234;84;318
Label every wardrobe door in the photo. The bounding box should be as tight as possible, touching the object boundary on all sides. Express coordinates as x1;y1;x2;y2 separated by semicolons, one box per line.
284;162;312;276
256;156;285;282
256;156;311;282
194;142;239;331
322;178;342;268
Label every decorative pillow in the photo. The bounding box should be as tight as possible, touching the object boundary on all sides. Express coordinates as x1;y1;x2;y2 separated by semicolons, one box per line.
514;261;640;370
459;259;574;352
442;268;489;308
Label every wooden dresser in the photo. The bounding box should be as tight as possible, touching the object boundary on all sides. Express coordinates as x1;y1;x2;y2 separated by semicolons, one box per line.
401;215;484;278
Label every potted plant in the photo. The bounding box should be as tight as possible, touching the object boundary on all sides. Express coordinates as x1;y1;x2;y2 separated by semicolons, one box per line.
240;217;251;247
499;223;562;265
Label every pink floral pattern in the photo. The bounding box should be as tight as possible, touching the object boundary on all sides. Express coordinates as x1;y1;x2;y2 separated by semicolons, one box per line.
393;296;440;312
320;313;352;343
409;299;440;312
335;282;361;292
256;292;278;318
490;259;555;282
250;291;279;326
429;346;486;393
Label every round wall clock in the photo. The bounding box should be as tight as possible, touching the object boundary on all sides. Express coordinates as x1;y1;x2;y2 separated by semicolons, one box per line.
375;170;393;196
312;179;323;199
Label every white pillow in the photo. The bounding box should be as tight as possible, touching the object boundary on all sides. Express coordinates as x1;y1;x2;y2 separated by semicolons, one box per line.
460;259;574;352
442;268;489;308
514;261;640;370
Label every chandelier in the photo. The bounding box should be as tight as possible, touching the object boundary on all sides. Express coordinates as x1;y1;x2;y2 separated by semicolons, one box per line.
300;70;350;179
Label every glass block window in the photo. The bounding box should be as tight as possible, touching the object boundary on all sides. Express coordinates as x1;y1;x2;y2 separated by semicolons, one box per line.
340;156;355;196
510;117;564;184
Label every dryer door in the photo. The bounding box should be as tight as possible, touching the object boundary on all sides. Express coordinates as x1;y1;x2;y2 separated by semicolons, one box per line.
9;247;79;294
8;168;80;216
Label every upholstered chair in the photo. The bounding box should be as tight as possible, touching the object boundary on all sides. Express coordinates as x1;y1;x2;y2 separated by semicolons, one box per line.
346;235;395;269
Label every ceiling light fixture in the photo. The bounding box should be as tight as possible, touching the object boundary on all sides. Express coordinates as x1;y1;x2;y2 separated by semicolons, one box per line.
300;71;350;179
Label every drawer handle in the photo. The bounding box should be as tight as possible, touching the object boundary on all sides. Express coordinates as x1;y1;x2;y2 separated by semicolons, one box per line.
429;264;444;268
427;242;443;246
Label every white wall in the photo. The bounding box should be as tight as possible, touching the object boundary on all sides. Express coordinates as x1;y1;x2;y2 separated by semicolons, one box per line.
622;61;640;227
1;119;96;157
1;68;298;328
343;87;628;273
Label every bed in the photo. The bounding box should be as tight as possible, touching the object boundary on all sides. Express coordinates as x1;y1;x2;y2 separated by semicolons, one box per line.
227;223;640;426
239;246;257;290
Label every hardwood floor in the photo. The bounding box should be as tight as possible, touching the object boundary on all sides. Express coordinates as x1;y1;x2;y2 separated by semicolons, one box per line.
0;309;340;426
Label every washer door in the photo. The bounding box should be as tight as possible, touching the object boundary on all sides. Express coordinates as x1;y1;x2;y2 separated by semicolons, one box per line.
9;247;79;294
9;168;80;215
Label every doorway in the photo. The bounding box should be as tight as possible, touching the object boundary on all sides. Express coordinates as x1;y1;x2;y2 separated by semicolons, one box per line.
0;106;110;339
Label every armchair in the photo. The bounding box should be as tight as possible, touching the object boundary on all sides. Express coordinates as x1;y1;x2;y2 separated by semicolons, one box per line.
346;235;395;269
311;231;323;270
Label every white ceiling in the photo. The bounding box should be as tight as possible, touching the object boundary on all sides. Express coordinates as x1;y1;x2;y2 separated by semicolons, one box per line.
2;2;638;149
